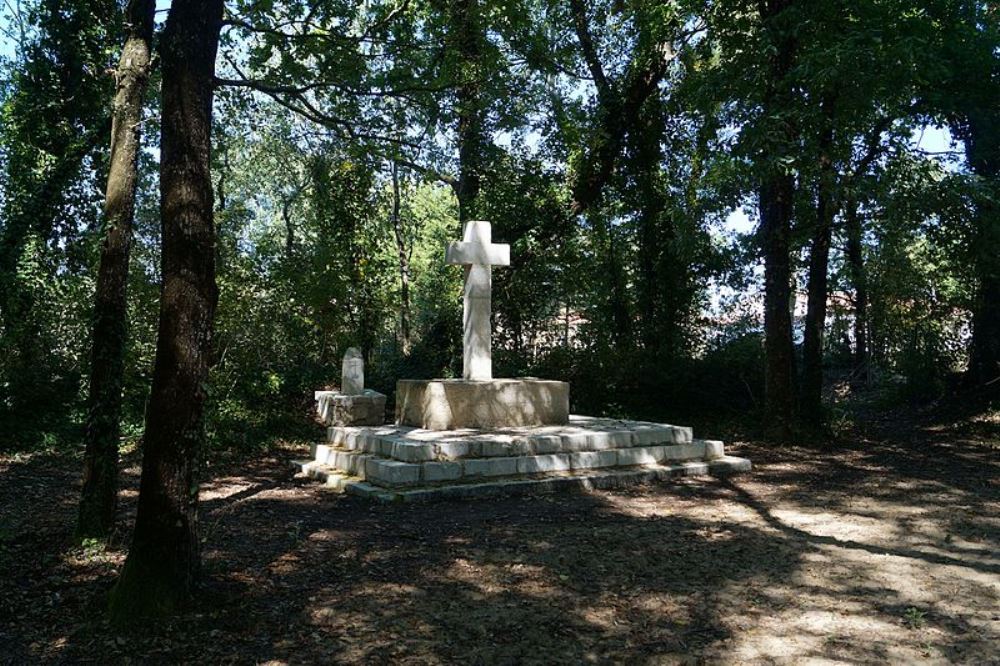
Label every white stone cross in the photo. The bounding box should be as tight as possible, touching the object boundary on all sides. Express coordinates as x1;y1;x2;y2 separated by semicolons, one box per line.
446;220;510;381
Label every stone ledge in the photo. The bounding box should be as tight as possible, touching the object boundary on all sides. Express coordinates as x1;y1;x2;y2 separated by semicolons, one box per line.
325;416;694;460
292;456;752;502
309;438;725;485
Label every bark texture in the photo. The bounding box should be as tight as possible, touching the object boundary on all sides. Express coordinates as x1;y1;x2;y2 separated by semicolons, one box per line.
758;0;798;428
76;0;157;542
759;174;797;426
845;201;869;378
108;0;224;622
391;161;412;352
965;109;1000;392
801;120;837;423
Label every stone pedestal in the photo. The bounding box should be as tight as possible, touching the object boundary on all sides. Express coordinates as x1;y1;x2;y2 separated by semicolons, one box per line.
315;390;386;427
294;415;752;501
396;378;570;430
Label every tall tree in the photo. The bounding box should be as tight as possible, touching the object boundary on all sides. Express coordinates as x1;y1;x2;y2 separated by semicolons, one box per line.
391;160;413;352
957;3;1000;392
800;112;837;422
109;0;225;621
76;0;157;542
756;0;799;428
844;200;869;377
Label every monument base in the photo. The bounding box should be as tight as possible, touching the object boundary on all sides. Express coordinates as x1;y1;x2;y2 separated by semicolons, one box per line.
315;390;387;427
293;415;751;502
396;378;570;430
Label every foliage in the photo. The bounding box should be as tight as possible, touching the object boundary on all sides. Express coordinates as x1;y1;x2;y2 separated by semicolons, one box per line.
0;0;996;454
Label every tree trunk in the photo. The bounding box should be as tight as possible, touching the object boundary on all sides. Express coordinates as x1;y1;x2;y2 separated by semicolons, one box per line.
758;0;798;428
453;0;484;222
964;109;1000;392
391;161;412;353
282;196;296;257
801;120;837;422
76;0;157;543
759;175;797;426
108;0;224;623
592;217;632;347
631;99;674;354
845;200;869;379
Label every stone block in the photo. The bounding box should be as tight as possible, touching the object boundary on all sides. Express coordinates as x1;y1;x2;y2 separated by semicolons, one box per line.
314;444;334;465
570;450;618;470
364;459;421;487
661;441;708;462
346;454;374;479
709;456;752;475
558;433;592;451
479;437;518;457
517;454;572;474
631;424;692;446
589;431;633;450
656;462;709;479
341;347;364;396
435;440;472;460
524;435;562;454
315;390;387;427
396;378;570;430
700;440;726;460
391;440;436;463
422;461;463;483
325;450;343;470
610;430;637;448
375;436;396;457
463;457;519;478
617;446;665;466
346;431;368;450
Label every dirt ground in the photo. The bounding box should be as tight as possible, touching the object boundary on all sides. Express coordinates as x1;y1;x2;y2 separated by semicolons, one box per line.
1;413;998;665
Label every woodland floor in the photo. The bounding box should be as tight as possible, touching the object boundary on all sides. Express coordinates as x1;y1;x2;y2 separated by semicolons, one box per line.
1;409;998;665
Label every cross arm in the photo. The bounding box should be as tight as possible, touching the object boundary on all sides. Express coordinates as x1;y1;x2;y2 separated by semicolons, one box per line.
446;241;511;267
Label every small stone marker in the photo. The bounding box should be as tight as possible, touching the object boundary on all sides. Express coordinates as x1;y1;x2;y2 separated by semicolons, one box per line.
342;347;364;395
445;220;511;381
315;347;385;426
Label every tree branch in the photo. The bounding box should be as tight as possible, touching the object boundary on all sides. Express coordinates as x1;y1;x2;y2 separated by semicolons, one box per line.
568;0;611;102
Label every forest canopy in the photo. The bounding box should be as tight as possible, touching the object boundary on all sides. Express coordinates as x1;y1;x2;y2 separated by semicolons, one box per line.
0;0;997;455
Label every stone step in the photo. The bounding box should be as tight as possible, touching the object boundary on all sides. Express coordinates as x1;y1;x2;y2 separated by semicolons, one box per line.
293;456;752;502
325;416;694;462
308;439;727;489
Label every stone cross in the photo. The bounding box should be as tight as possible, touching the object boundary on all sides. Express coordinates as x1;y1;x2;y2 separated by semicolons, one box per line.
446;220;510;380
341;347;364;395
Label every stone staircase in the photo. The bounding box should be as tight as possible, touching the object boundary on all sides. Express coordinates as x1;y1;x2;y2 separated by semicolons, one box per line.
294;416;751;502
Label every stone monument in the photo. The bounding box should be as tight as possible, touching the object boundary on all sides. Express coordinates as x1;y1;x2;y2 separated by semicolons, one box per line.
314;347;386;427
396;221;570;430
298;220;750;501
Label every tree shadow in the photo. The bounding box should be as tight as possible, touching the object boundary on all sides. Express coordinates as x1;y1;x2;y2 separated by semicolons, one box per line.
2;430;998;664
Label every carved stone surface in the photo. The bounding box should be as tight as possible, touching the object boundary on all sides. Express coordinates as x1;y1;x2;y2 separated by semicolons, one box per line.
294;415;751;500
445;221;510;381
315;390;386;427
395;378;570;430
341;347;365;396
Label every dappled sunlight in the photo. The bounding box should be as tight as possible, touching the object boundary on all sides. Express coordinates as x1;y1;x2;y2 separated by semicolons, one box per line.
2;428;997;662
